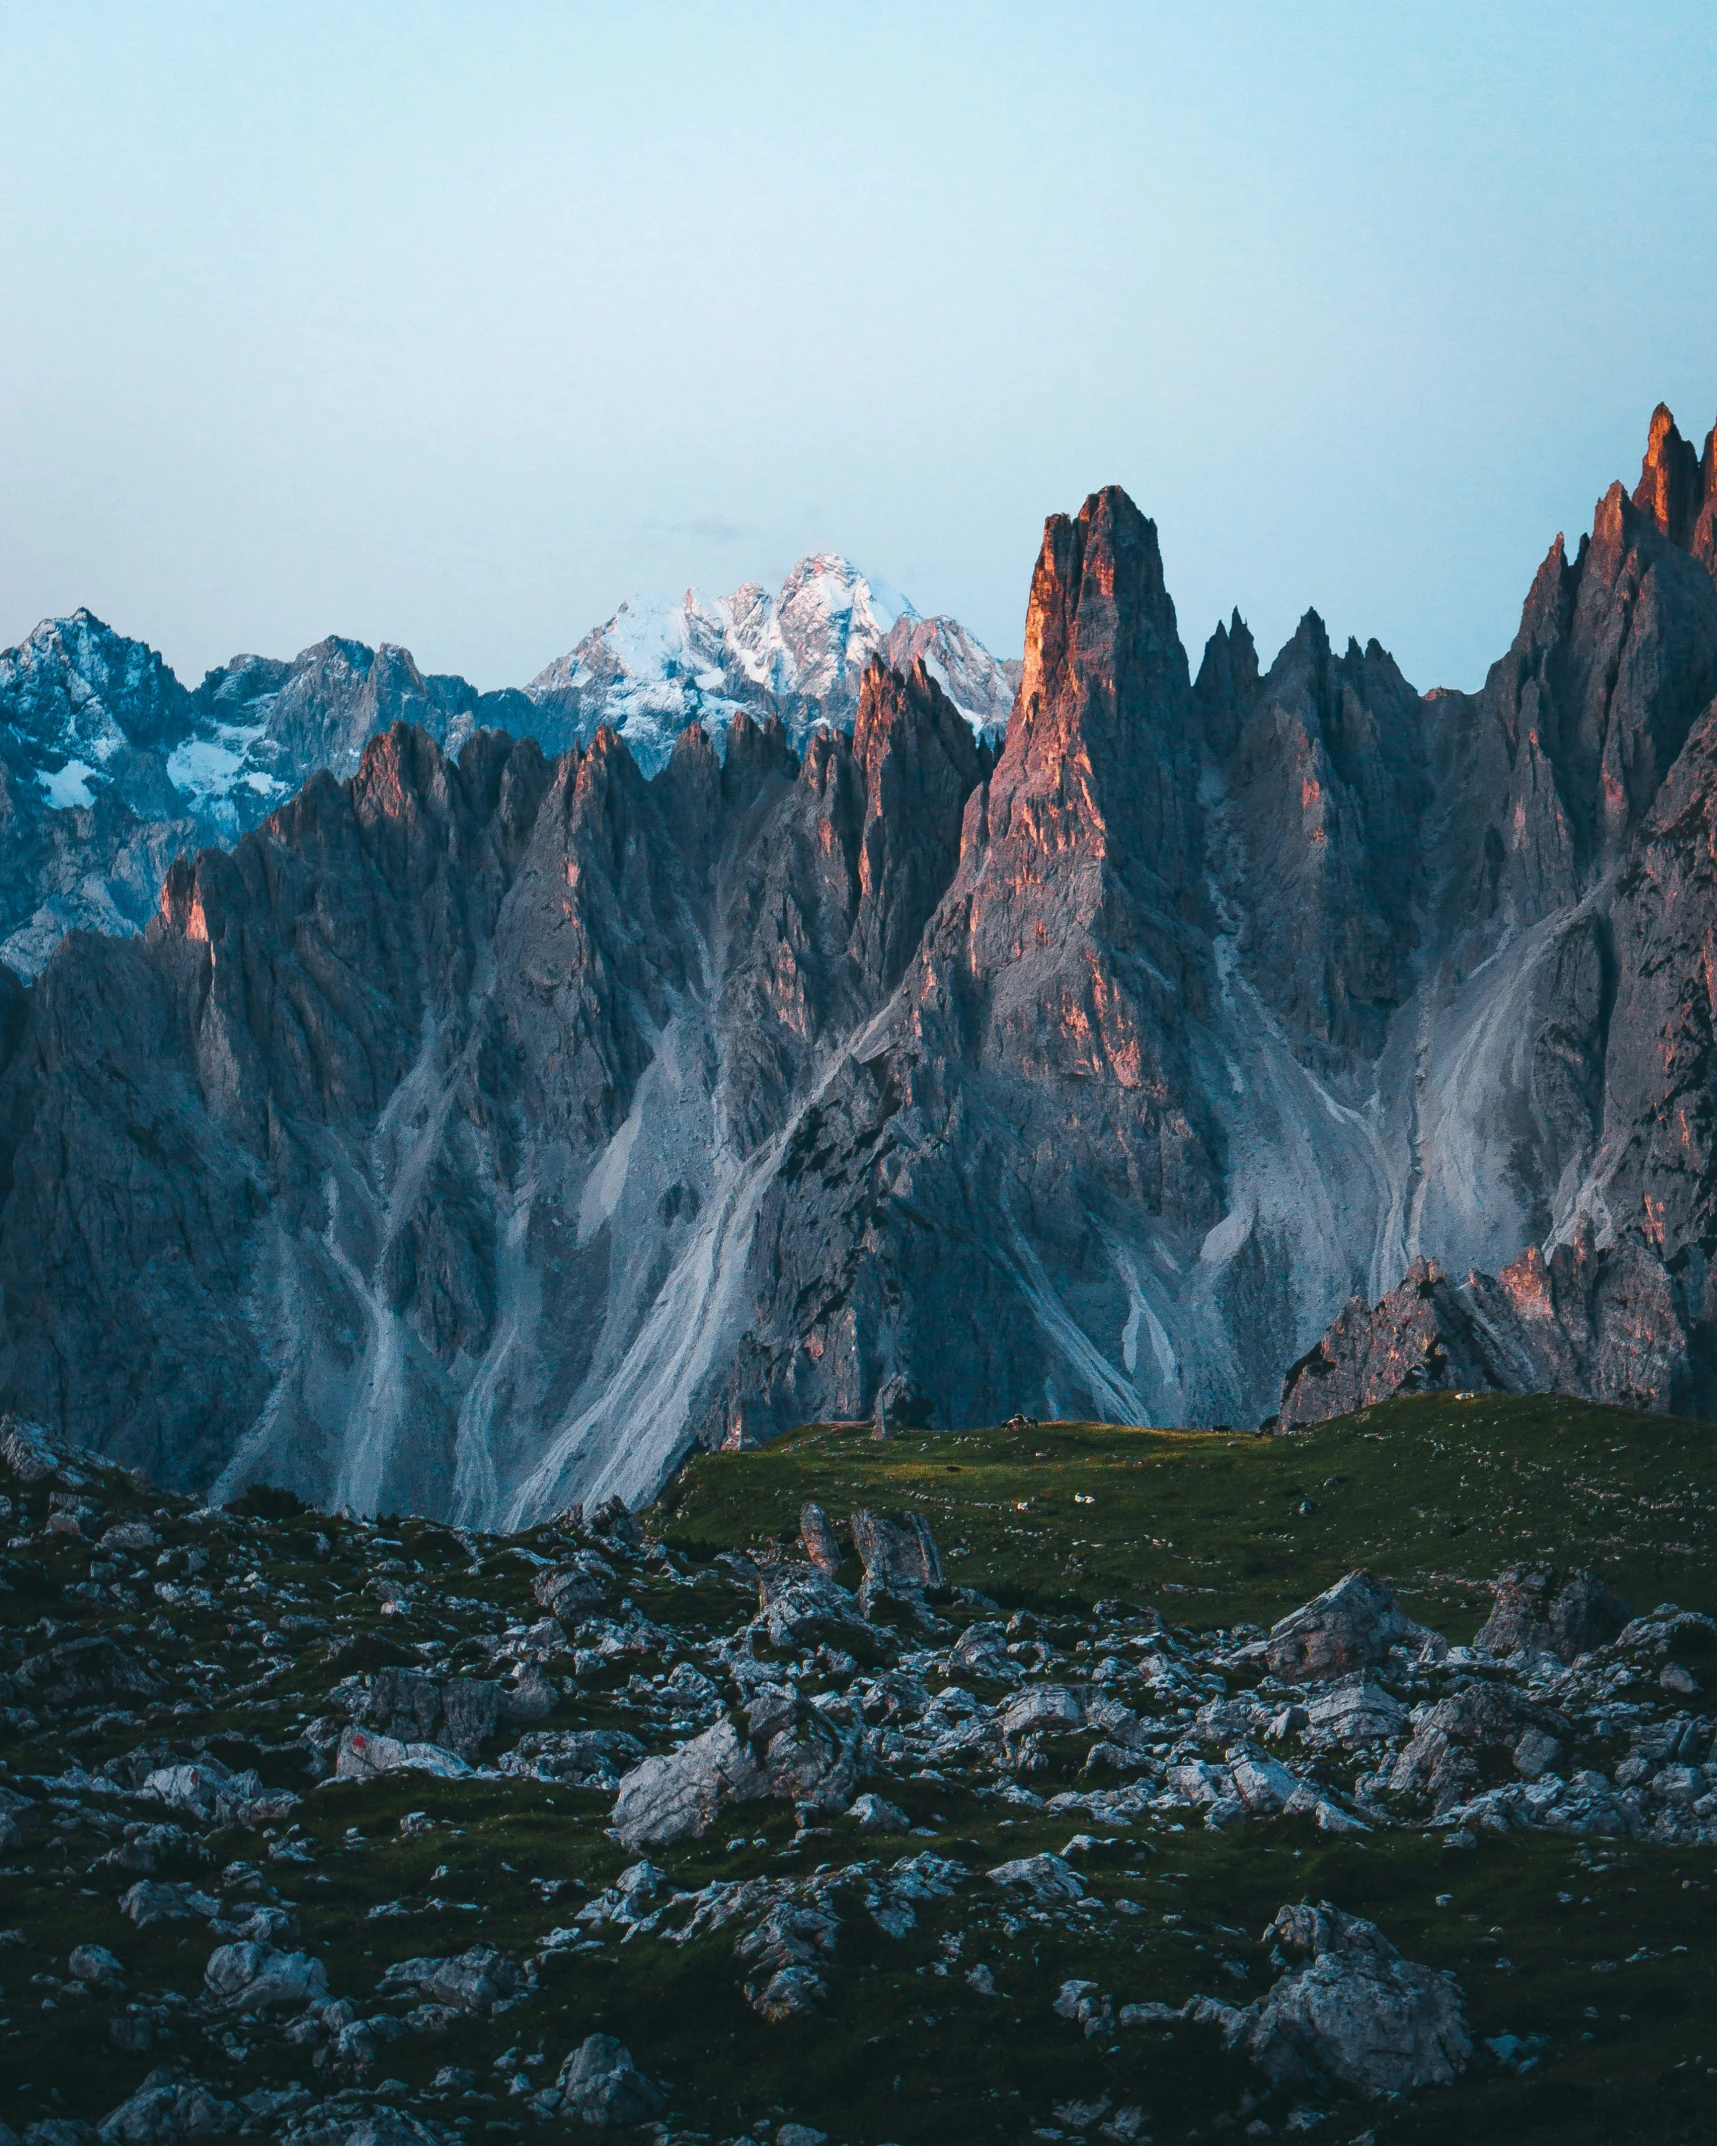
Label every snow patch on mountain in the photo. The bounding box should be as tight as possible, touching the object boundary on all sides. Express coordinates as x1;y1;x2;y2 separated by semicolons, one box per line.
39;760;96;809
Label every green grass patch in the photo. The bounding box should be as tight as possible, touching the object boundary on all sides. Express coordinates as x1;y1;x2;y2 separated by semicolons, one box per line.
659;1394;1717;1634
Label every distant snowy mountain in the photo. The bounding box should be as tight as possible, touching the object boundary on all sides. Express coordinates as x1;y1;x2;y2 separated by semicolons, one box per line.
527;554;1020;773
0;559;1019;975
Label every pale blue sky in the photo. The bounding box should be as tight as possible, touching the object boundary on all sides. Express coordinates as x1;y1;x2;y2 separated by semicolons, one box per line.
3;2;1714;694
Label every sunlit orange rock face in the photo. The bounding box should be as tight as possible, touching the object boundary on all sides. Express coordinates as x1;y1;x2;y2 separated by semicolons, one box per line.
8;404;1717;1514
1634;399;1717;585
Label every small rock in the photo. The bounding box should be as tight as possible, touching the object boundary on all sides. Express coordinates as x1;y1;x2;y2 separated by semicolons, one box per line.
98;1522;157;1554
1053;1977;1114;2037
1230;1756;1303;1815
747;1965;827;2022
1513;1728;1563;1780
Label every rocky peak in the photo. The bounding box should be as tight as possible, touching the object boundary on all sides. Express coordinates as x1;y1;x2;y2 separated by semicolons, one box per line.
1633;402;1704;550
848;658;983;994
524;555;1016;775
1213;605;1428;1058
1463;479;1717;916
0;608;193;762
1001;484;1195;890
1191;609;1260;760
1697;411;1717;581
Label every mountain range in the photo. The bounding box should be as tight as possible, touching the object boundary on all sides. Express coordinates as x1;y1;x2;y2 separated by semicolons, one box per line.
1;399;1715;1520
0;557;1016;979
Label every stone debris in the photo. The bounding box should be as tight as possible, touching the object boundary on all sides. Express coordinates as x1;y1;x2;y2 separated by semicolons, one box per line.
496;1727;644;1786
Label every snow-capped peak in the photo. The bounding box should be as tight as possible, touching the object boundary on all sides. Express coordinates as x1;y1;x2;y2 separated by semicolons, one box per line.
527;553;1014;772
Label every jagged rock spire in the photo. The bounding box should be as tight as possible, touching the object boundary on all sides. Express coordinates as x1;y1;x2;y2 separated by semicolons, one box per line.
1633;402;1703;549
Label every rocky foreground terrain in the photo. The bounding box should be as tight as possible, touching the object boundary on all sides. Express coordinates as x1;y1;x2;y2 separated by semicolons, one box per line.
2;1395;1714;2144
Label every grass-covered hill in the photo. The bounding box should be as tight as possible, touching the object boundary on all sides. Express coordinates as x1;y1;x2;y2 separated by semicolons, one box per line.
0;1393;1712;2146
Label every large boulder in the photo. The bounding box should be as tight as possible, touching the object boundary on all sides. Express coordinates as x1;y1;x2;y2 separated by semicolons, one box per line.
1387;1683;1541;1811
1219;1902;1469;2099
986;1853;1085;1903
610;1717;770;1851
347;1669;503;1762
1265;1572;1422;1683
556;2033;664;2127
610;1688;858;1851
1000;1685;1086;1740
203;1941;328;2012
0;1413;60;1483
746;1686;860;1810
334;1727;472;1782
799;1502;843;1575
1302;1677;1408;1747
533;1554;619;1621
98;2078;240;2144
1475;1565;1632;1664
16;1637;160;1705
143;1758;266;1822
119;1881;221;1927
755;1562;872;1655
377;1945;523;2015
850;1508;944;1618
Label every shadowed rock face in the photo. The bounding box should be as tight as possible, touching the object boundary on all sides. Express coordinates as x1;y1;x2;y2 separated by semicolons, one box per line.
9;409;1717;1512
